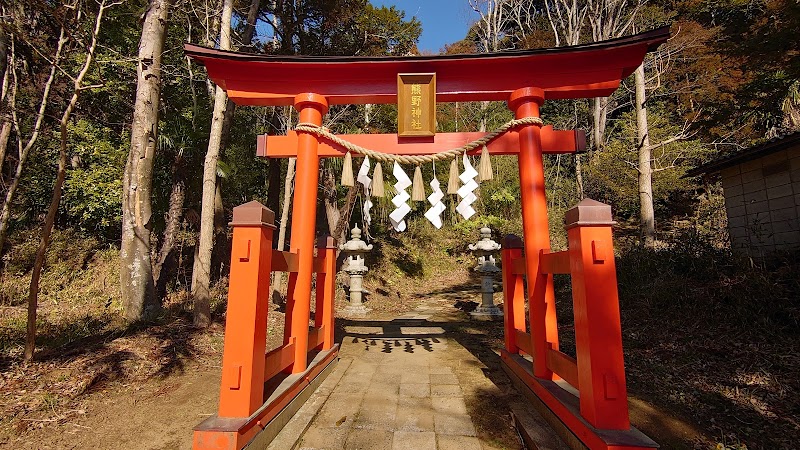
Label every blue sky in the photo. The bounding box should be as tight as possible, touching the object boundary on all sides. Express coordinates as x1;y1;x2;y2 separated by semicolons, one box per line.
370;0;476;54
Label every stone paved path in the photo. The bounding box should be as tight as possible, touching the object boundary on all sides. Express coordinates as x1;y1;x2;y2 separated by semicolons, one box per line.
268;297;561;450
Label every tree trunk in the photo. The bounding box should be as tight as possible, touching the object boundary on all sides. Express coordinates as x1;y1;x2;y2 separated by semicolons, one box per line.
266;107;290;216
267;159;282;215
634;64;655;247
0;22;9;179
0;153;26;250
335;187;358;243
592;96;608;152
322;166;358;244
0;18;7;86
121;0;171;321
192;0;233;328
211;178;227;281
191;0;259;319
271;157;295;303
26;1;109;361
0;121;10;179
216;0;260;148
26;124;68;362
323;168;340;236
153;164;185;297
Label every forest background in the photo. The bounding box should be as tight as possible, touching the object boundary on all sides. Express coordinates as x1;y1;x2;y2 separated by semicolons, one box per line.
0;1;799;449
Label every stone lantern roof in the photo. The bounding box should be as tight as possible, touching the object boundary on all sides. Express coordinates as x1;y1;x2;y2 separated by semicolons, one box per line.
468;227;502;255
339;225;373;253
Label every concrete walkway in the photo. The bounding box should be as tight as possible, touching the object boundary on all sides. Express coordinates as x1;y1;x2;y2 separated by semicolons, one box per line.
269;298;567;450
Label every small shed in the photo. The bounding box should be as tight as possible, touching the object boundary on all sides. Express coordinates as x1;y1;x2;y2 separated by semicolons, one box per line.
687;132;800;256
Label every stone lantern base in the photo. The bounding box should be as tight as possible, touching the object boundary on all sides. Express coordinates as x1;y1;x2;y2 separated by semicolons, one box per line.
342;302;370;316
470;304;503;320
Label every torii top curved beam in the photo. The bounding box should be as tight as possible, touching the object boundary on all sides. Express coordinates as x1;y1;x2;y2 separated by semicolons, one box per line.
185;27;670;107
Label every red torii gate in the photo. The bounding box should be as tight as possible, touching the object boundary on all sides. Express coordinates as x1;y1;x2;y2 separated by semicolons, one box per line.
187;27;669;450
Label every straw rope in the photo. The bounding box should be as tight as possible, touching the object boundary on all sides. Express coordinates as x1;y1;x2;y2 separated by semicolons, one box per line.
295;116;544;165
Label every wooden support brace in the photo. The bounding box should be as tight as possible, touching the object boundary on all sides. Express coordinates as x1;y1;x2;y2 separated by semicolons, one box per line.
271;250;299;272
265;339;296;380
540;249;571;275
546;345;579;390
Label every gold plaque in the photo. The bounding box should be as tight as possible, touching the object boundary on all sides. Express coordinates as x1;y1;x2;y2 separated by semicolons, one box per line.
397;73;436;137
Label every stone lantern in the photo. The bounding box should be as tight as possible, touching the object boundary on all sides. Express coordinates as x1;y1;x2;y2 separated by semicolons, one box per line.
339;224;373;315
469;227;502;318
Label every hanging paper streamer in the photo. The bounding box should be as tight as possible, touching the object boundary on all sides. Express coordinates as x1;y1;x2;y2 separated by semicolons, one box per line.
357;156;373;228
456;153;479;220
389;162;412;232
424;177;446;229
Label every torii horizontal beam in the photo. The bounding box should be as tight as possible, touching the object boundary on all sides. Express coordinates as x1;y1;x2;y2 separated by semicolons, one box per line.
257;126;586;158
185;27;670;107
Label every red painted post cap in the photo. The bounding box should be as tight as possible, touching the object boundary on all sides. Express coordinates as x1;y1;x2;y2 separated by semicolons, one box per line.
564;198;615;230
508;87;545;111
293;93;329;113
230;200;276;228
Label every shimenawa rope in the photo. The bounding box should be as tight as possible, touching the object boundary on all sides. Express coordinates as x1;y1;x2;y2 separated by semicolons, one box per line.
294;116;544;165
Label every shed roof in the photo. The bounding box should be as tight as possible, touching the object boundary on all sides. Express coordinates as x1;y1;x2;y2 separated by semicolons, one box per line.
685;132;800;177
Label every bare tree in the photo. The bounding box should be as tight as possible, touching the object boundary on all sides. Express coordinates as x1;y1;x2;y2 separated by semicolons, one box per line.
26;0;114;361
542;0;590;195
587;0;644;152
0;10;10;180
545;0;587;47
0;25;66;253
631;36;698;246
272;107;294;303
634;63;655;246
121;0;172;321
190;0;262;327
542;0;645;196
271;157;294;302
470;0;509;52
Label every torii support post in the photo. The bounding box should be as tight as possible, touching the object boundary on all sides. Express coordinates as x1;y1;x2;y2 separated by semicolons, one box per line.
509;87;559;380
285;93;328;374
